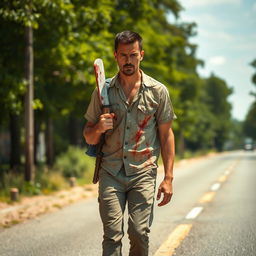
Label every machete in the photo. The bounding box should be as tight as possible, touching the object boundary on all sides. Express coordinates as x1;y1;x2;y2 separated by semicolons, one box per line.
94;58;110;114
92;58;111;184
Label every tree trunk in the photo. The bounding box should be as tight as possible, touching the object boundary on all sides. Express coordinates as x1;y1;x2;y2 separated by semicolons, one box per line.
45;117;54;166
34;119;39;165
24;25;34;182
9;113;21;171
68;116;81;146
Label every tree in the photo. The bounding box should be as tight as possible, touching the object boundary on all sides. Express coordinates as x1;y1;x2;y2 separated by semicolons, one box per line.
244;58;256;140
244;102;256;140
33;0;115;162
0;18;25;169
24;23;34;181
250;59;256;88
227;119;245;150
0;0;39;179
204;74;233;151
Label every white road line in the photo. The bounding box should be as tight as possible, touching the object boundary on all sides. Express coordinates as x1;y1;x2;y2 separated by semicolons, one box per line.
211;183;221;191
185;207;203;220
225;170;231;175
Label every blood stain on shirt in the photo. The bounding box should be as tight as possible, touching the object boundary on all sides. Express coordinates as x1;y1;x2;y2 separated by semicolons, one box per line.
132;116;152;155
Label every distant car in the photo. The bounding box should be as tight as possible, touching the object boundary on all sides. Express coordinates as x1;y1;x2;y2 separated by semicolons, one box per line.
244;143;254;151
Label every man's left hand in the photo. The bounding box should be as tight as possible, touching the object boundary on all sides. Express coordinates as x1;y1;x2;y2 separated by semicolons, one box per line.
157;179;173;207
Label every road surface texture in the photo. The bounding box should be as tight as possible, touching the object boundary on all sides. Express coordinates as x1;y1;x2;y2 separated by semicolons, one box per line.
0;150;255;256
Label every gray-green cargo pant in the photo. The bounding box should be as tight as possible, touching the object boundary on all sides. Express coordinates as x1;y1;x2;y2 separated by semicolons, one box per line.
98;167;157;256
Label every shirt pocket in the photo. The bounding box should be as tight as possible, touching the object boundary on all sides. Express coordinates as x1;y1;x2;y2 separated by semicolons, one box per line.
137;103;157;130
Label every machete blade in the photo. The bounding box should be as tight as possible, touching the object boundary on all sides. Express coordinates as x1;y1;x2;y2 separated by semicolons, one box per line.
94;58;109;106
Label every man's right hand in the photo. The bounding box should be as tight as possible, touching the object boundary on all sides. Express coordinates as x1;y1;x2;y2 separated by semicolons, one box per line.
83;113;115;145
97;113;115;133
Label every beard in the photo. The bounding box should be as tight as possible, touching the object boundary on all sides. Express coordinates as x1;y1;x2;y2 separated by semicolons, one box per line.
121;64;135;76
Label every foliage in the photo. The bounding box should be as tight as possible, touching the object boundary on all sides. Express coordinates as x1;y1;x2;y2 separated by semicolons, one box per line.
203;74;233;151
53;146;95;178
39;171;68;194
0;19;25;124
0;170;24;193
0;146;96;200
244;101;256;140
225;119;245;150
251;59;256;87
0;166;68;200
244;58;256;140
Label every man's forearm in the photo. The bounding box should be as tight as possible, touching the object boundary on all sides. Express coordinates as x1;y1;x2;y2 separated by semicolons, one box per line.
160;128;175;181
157;124;175;206
83;123;102;145
83;113;115;145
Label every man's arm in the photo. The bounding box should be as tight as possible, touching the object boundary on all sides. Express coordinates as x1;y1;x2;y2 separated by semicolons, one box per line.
157;121;175;206
83;113;115;145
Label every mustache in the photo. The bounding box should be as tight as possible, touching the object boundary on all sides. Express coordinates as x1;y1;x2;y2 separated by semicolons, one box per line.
123;64;134;68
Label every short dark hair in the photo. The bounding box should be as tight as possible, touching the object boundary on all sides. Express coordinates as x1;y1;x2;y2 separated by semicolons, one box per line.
114;31;143;52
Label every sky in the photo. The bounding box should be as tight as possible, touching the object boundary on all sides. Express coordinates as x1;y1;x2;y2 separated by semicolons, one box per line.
175;0;256;121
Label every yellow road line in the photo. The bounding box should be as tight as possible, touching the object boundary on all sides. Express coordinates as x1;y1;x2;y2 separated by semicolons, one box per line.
218;175;227;183
225;159;240;174
199;191;216;204
154;224;193;256
154;159;240;256
224;170;231;175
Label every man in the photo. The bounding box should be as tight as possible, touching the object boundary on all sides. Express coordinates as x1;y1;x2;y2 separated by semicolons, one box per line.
83;30;176;256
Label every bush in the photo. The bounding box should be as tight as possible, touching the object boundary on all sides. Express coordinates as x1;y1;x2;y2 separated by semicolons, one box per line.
0;171;24;201
0;170;23;191
0;147;96;201
54;146;95;178
0;171;42;201
23;181;42;196
40;171;68;194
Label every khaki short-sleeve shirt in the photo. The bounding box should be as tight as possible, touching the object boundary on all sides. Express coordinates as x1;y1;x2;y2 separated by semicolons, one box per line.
84;71;176;176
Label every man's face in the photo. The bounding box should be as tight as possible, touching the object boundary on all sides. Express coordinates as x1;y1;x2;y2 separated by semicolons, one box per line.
114;41;144;76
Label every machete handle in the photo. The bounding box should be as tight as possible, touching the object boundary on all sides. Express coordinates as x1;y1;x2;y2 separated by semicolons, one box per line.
102;105;111;114
92;105;112;184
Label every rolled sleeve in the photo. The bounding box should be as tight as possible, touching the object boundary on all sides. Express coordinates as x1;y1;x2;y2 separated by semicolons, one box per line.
84;88;102;124
156;86;177;124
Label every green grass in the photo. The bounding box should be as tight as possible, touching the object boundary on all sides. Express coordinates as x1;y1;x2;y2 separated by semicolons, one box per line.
157;149;217;165
175;149;217;161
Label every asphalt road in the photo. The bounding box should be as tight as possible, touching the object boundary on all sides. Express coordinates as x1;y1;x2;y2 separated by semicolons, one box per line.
0;150;255;256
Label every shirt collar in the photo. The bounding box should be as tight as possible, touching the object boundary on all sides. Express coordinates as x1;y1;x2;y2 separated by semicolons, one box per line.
141;71;154;88
109;70;154;88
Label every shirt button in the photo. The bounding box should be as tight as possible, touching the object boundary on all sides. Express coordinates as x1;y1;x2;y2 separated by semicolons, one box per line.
124;156;127;159
127;110;131;113
126;126;130;129
125;142;128;145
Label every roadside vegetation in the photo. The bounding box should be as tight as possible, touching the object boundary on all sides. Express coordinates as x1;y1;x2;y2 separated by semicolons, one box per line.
0;147;95;202
0;146;217;203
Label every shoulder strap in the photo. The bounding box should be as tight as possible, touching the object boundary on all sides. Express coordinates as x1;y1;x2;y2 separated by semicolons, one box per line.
105;78;112;100
105;78;112;85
